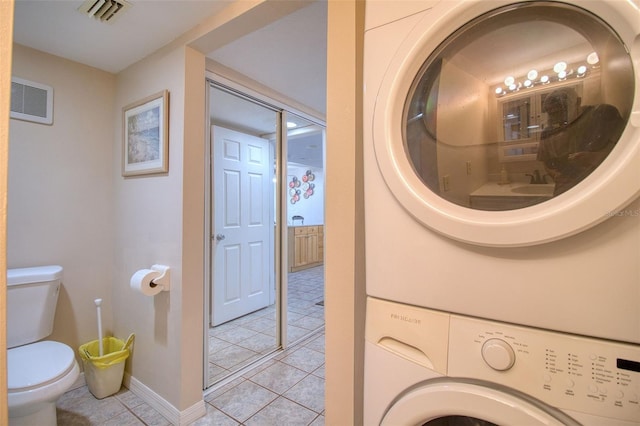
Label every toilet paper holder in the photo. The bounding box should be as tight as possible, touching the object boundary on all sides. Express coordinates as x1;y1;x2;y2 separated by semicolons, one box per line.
149;264;170;291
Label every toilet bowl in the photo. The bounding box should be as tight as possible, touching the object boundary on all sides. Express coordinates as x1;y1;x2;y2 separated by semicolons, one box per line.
7;266;80;426
8;341;80;425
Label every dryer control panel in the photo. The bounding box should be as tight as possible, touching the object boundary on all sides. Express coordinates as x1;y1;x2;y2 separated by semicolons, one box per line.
448;315;640;423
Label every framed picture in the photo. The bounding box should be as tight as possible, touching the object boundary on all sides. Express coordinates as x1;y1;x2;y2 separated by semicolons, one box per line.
122;90;169;176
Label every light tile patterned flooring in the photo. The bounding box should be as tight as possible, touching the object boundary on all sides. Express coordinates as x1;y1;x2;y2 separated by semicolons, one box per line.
209;266;325;383
56;266;325;425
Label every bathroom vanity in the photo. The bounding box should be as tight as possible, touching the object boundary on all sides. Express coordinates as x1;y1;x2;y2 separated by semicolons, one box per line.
469;182;554;211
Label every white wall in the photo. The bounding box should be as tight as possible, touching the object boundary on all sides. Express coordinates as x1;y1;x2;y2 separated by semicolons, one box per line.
8;44;116;351
286;164;324;226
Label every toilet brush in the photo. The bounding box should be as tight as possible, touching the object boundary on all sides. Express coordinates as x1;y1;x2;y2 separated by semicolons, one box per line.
94;298;104;356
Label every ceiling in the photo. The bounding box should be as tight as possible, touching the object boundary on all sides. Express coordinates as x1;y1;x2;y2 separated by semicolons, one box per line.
12;0;327;167
13;0;230;74
206;0;326;168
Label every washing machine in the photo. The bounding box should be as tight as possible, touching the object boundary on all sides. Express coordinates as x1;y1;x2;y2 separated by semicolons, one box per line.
364;297;640;425
363;0;640;345
364;1;640;423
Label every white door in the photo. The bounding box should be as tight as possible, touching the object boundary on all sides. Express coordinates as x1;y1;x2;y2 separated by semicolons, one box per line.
211;125;272;326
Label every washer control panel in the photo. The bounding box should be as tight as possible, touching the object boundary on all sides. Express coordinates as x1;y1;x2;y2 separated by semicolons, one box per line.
448;315;640;423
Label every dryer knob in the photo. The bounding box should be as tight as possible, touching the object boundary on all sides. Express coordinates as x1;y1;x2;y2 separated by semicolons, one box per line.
481;338;516;371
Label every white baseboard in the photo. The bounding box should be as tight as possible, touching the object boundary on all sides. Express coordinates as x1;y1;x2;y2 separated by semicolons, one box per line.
69;370;206;424
123;373;207;425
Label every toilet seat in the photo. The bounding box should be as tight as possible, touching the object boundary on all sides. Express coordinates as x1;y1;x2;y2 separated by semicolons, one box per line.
8;340;77;392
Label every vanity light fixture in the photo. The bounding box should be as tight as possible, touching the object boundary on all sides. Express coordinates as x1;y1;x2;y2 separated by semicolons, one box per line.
494;53;597;98
587;51;599;65
553;61;567;73
577;66;588;77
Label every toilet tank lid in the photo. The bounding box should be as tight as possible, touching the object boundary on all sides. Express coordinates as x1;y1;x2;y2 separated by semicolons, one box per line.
7;265;63;286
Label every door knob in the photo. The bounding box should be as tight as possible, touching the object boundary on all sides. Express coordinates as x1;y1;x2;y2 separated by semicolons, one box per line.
215;234;226;241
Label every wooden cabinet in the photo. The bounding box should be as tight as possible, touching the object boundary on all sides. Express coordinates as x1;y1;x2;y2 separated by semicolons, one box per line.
288;225;324;272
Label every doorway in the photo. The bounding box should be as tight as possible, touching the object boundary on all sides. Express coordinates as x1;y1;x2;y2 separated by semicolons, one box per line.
205;81;326;389
285;116;326;343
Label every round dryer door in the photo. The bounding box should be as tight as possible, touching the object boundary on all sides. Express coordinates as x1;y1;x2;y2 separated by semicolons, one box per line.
373;0;640;246
382;378;581;426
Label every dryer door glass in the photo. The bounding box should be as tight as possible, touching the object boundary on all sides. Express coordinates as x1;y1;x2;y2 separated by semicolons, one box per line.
424;416;496;426
403;2;634;211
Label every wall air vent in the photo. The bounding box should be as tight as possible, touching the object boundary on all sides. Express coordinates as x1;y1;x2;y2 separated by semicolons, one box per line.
78;0;131;23
10;77;54;125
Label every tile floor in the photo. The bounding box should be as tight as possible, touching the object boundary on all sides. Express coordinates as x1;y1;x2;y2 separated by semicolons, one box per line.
56;330;325;425
208;266;325;384
56;266;325;425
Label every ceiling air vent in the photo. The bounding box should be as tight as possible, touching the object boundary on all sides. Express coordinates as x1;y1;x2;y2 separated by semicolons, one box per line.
78;0;131;23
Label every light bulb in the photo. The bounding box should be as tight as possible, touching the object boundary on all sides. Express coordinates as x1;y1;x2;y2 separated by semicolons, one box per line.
504;76;515;86
524;80;532;87
553;61;567;73
587;52;599;65
527;70;538;80
577;65;587;75
540;75;549;84
495;87;503;95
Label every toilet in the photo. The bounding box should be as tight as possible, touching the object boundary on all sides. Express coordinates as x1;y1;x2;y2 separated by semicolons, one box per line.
7;265;80;426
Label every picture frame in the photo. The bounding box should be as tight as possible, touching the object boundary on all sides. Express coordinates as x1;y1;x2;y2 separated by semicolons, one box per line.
122;90;169;176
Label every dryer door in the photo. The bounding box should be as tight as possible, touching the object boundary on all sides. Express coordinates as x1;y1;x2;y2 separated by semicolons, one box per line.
382;378;580;426
373;0;640;247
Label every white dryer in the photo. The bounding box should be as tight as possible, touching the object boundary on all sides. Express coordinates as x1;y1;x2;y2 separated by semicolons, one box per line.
363;0;640;344
365;297;640;425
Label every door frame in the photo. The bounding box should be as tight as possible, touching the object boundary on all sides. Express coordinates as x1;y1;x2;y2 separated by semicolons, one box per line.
203;73;325;389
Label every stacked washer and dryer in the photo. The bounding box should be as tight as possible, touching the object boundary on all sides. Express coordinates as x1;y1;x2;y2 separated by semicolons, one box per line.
363;1;640;425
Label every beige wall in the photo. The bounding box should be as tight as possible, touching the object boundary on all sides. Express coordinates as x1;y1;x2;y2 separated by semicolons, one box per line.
180;45;207;410
5;0;365;420
7;42;204;412
437;60;491;205
1;1;14;423
8;45;116;352
112;43;204;410
325;1;365;424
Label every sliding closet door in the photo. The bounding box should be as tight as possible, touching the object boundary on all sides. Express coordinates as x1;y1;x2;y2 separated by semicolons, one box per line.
205;83;281;388
285;114;326;345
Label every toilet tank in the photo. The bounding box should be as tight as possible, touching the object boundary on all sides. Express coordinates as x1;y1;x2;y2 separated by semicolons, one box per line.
7;265;63;349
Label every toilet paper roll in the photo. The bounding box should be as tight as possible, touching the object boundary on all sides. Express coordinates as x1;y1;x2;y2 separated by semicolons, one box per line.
130;269;163;296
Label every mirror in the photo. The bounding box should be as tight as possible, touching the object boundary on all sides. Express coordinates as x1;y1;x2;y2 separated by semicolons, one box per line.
205;84;326;389
207;84;279;387
285;115;325;345
404;2;634;211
